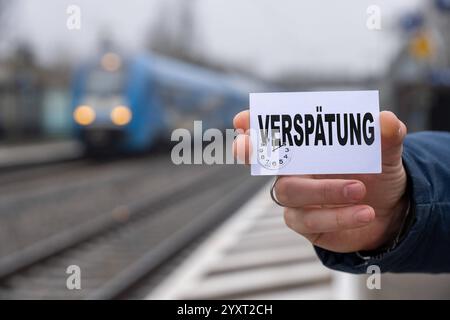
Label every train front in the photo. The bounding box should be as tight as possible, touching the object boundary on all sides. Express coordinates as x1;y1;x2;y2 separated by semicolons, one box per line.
71;52;134;154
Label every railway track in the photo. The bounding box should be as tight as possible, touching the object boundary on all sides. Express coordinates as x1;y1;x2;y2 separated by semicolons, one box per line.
0;159;268;299
0;140;84;176
0;154;205;257
0;159;88;188
147;184;335;300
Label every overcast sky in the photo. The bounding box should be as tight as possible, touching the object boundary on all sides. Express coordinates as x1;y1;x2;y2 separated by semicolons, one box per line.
2;0;423;78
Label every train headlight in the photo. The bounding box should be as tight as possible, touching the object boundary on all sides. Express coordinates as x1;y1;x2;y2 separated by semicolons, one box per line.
111;105;132;126
73;105;96;126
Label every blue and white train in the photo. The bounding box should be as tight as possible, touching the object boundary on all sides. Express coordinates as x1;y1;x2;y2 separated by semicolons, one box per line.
71;52;257;153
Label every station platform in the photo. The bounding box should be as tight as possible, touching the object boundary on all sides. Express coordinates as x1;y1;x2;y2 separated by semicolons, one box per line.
147;182;361;300
0;139;83;169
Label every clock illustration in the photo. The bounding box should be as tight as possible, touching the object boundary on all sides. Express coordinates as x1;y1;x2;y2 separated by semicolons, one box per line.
256;135;292;170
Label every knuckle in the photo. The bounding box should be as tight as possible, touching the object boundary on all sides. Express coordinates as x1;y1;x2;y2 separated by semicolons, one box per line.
335;209;344;228
321;182;333;203
275;177;292;204
302;214;317;232
283;208;296;230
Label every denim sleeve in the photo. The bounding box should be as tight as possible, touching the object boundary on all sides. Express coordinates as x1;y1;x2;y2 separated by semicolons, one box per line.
314;131;450;274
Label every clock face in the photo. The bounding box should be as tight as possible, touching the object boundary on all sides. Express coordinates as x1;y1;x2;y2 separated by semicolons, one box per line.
257;136;292;170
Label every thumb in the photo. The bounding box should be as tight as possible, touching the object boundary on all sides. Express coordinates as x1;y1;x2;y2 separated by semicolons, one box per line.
380;111;407;167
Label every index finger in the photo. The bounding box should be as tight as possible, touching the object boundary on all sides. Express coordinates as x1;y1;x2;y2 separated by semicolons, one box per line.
233;110;250;132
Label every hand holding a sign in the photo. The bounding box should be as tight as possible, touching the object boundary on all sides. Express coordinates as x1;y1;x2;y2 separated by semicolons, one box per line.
233;110;408;253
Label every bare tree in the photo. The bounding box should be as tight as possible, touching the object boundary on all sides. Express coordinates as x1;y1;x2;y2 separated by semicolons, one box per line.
147;0;199;62
0;0;13;36
148;2;176;56
147;0;262;76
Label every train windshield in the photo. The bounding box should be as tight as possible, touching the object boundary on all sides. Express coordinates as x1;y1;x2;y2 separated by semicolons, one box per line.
85;70;125;96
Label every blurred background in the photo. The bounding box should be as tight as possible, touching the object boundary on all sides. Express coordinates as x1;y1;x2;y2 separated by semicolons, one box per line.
0;0;449;300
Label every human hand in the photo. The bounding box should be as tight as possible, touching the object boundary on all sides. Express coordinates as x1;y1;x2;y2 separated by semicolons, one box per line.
233;110;408;253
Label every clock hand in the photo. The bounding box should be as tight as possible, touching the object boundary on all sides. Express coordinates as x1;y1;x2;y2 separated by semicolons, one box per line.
272;143;286;152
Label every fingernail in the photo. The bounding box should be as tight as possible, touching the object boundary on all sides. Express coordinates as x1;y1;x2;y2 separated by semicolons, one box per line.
343;183;364;201
354;208;373;223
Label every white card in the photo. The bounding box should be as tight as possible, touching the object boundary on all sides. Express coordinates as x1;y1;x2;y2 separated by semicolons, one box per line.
250;91;381;176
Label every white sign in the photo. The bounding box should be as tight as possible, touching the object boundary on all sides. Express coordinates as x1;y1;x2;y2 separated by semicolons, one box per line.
250;91;381;176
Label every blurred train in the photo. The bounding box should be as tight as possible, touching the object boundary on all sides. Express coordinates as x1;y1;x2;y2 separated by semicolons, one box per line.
71;52;256;153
